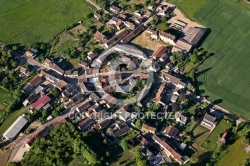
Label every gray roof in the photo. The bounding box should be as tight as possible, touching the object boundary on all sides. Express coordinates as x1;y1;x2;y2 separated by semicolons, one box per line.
3;115;28;140
203;113;216;123
183;27;206;46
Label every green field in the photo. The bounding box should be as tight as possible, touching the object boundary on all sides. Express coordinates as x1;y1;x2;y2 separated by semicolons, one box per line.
194;0;250;119
0;0;93;45
169;0;208;20
174;0;250;119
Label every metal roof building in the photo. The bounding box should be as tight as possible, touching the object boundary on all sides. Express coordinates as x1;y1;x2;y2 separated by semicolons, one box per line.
3;114;28;140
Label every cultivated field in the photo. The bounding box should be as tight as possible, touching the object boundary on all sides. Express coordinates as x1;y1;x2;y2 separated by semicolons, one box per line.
193;0;250;119
168;0;208;21
0;0;93;45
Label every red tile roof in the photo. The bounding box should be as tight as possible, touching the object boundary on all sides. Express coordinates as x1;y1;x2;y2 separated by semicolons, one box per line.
44;58;51;65
94;31;106;41
164;125;179;137
94;12;101;20
152;135;184;164
29;76;43;87
20;67;27;73
30;95;51;110
142;123;156;133
153;46;168;58
159;30;175;40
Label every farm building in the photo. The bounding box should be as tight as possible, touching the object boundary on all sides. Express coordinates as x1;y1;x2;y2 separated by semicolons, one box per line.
183;27;206;46
3;114;28;140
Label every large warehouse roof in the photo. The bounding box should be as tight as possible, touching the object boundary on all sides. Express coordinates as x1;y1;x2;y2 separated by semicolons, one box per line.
3;114;28;140
183;27;206;46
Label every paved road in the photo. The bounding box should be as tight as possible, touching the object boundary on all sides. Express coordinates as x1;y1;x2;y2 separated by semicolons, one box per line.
8;101;84;162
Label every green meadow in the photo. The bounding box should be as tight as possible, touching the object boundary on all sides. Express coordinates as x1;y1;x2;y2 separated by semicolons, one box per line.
0;0;93;45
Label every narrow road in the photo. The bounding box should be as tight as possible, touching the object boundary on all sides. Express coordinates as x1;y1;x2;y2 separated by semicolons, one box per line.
8;101;84;162
85;0;109;14
186;91;245;123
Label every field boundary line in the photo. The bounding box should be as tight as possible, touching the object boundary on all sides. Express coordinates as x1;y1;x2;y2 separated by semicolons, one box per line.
202;26;250;113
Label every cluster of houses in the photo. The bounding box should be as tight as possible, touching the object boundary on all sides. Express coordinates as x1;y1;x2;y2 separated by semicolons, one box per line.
92;0;161;49
145;26;206;55
137;122;190;165
3;0;214;164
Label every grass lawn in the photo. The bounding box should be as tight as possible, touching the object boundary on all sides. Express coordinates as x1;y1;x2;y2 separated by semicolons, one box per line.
0;106;29;136
156;22;170;32
184;62;198;74
0;0;93;45
217;135;250;166
69;58;81;69
193;125;210;145
193;0;250;120
110;145;139;166
202;120;232;150
0;88;14;119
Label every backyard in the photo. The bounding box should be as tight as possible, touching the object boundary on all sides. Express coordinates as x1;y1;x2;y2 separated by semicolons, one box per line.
0;0;94;45
131;31;169;57
192;125;210;145
202;119;232;151
110;145;140;166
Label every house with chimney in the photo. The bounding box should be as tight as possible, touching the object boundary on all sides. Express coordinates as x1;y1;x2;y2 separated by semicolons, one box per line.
150;30;176;45
141;123;156;134
29;95;51;112
163;125;179;138
201;113;217;129
94;31;106;42
25;48;38;58
78;117;94;131
110;5;120;14
153;135;189;165
161;72;186;89
152;46;168;61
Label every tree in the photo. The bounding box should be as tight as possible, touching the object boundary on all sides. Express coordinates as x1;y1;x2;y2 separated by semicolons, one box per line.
12;46;17;50
137;160;147;166
106;128;113;136
178;92;186;102
190;54;198;64
242;131;250;145
135;119;142;129
131;4;136;12
120;139;128;151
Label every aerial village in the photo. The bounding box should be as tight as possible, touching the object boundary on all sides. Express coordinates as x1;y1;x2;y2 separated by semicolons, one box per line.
0;0;242;165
